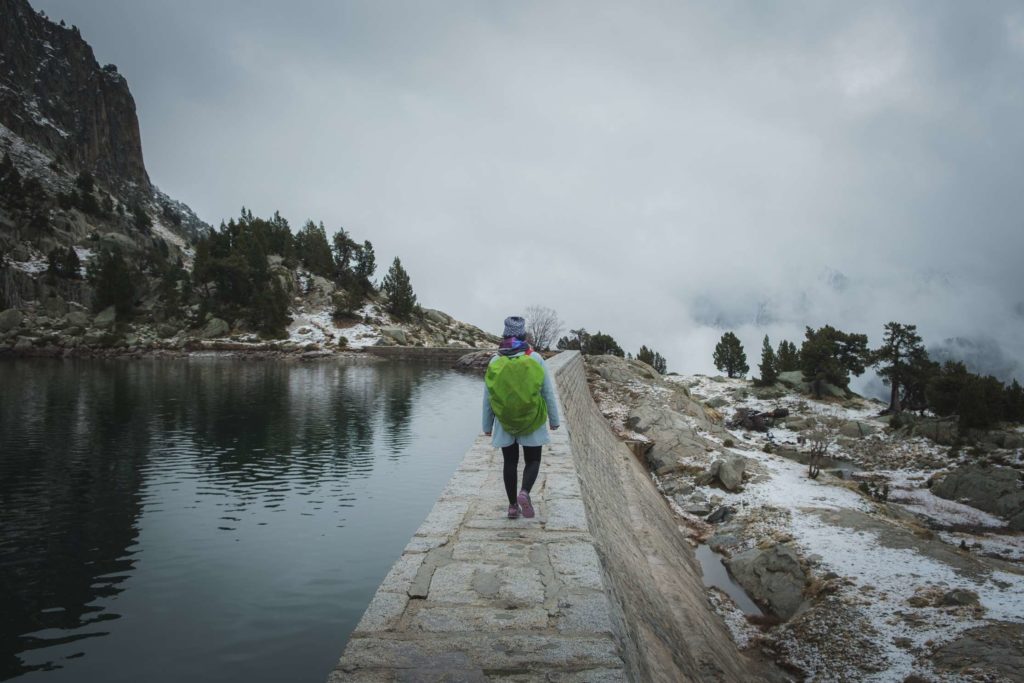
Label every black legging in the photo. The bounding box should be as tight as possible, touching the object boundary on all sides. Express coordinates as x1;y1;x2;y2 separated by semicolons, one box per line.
501;444;542;505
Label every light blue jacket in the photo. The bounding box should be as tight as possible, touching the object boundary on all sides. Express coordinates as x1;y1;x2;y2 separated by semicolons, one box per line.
482;351;560;448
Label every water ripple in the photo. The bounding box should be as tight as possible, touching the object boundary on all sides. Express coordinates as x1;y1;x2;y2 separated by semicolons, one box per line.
0;358;480;682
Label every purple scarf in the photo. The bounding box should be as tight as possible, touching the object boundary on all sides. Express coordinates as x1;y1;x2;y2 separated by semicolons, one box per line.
499;336;531;357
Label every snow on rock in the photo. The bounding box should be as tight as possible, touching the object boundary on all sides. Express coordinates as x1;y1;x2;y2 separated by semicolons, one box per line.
286;303;381;348
594;364;1024;680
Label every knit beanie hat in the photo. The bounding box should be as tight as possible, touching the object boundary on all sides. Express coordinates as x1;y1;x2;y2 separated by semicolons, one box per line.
502;316;526;338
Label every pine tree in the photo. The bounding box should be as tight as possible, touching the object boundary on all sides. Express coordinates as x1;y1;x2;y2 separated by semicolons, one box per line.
557;328;588;351
131;201;152;231
381;257;417;320
637;345;668;374
1005;380;1024;423
252;275;291;337
776;340;800;372
87;248;136;316
331;228;358;284
799;325;869;397
46;246;80;279
872;322;926;413
353;240;376;293
296;220;334;278
926;361;969;417
713;331;749;378
756;335;778;386
587;331;625;356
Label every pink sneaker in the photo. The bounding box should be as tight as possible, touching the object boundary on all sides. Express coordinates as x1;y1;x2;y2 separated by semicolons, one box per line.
517;491;534;518
507;504;520;519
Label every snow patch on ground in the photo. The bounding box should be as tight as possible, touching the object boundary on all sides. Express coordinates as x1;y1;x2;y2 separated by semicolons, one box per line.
287;302;382;348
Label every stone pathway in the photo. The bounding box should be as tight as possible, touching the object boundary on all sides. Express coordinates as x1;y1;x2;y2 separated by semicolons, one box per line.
328;417;627;681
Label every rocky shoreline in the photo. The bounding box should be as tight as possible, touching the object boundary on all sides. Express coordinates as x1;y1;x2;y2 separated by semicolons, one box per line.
0;282;499;361
584;354;1024;681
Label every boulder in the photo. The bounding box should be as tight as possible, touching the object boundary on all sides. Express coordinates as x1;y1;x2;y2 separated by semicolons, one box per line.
777;371;807;391
725;543;807;620
423;308;450;325
706;396;728;409
0;308;23;333
13;337;33;351
715;455;747;491
913;418;958;446
156;323;180;339
930;623;1024;681
64;310;91;328
839;421;877;439
1009;510;1024;532
706;506;736;523
381;327;407;345
199;317;230;339
305;275;336;305
93;306;117;330
931;464;1024;519
940;589;980;607
453;350;494;374
627;401;711;471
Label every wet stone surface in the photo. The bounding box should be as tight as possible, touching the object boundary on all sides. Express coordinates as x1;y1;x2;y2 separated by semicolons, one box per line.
329;407;627;681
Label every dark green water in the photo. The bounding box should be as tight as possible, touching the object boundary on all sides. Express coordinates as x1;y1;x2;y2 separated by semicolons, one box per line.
0;357;481;682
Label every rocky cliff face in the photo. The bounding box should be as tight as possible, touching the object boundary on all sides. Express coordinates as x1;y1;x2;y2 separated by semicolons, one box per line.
0;0;149;186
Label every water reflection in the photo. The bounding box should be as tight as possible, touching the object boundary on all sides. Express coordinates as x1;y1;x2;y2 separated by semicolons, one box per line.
0;358;478;682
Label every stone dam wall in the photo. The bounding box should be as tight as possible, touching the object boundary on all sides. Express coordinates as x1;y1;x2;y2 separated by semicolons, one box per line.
331;351;781;682
360;346;477;364
550;352;780;682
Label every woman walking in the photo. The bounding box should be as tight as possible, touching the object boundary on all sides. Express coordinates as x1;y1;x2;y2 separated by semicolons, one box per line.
482;315;560;519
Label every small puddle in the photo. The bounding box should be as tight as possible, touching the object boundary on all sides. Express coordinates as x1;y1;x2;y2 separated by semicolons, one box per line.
696;544;764;616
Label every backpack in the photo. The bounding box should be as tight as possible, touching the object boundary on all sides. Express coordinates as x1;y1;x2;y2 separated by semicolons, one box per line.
485;350;548;436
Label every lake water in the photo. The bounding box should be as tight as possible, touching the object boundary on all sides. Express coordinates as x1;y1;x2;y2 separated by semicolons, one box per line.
0;357;482;682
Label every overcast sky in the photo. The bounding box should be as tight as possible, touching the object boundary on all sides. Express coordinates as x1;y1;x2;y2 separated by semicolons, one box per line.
34;0;1024;383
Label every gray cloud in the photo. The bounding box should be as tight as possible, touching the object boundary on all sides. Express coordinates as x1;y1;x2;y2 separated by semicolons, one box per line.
33;0;1024;378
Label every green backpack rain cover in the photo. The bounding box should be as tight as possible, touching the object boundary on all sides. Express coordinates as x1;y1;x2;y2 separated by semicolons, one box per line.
485;352;548;436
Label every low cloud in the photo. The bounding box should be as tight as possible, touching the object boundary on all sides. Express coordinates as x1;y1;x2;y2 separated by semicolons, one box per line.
34;0;1024;379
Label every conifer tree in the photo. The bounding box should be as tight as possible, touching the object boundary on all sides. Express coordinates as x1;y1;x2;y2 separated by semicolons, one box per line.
637;345;668;374
776;340;800;372
46;246;80;279
1005;380;1024;423
381;257;417;320
331;228;358;284
756;335;778;385
353;240;376;293
872;322;926;413
713;331;748;378
587;331;624;357
557;328;588;351
87;248;136;316
296;220;334;278
131;201;152;231
926;361;969;417
800;325;869;397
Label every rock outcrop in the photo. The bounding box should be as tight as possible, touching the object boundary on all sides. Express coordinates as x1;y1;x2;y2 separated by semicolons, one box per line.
725;543;807;620
0;0;149;185
932;464;1024;528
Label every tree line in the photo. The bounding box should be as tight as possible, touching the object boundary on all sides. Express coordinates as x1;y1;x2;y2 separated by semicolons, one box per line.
712;323;1024;430
49;207;418;338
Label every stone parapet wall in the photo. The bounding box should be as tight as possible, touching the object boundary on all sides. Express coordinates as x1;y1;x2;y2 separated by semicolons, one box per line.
548;351;780;682
360;346;487;364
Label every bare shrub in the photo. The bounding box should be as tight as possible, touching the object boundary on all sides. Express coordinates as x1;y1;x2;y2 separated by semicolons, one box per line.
524;305;563;351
